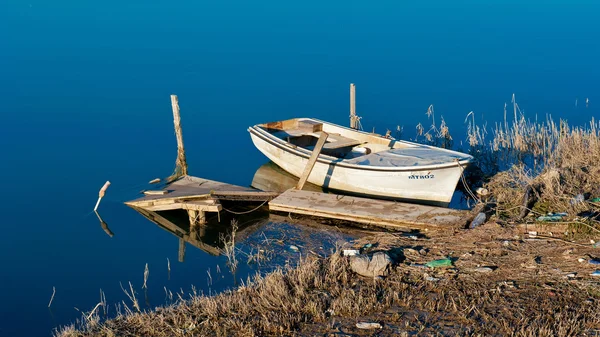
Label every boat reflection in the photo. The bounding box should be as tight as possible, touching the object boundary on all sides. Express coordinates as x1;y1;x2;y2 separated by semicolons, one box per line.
129;206;266;261
251;161;323;193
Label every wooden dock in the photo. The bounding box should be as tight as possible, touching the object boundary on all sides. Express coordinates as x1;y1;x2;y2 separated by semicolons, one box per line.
269;189;468;230
125;174;469;232
125;175;278;226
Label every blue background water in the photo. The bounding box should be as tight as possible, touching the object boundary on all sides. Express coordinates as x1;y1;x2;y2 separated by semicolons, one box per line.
1;1;599;336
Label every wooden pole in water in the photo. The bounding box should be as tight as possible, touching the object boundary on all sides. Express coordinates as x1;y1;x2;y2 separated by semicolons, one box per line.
349;83;357;129
94;181;111;211
178;238;186;262
296;132;329;190
171;95;188;177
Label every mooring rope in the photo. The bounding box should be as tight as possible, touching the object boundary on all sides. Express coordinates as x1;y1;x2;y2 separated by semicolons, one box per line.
456;159;481;203
220;199;270;215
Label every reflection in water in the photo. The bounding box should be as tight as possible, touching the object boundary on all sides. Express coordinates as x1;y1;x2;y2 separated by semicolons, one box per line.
129;205;267;261
94;211;114;237
251;161;323;193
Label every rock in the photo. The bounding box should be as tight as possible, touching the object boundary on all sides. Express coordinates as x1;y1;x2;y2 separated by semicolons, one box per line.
469;212;487;229
350;252;393;278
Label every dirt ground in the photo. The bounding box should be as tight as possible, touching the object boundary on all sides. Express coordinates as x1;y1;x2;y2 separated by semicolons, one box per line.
294;221;600;336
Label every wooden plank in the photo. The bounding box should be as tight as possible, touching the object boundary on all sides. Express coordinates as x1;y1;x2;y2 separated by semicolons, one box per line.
141;200;222;212
296;132;329;190
126;175;256;206
210;190;280;201
144;190;168;195
269;189;468;230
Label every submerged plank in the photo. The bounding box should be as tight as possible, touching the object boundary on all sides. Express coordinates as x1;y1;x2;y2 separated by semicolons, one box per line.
269;189;468;230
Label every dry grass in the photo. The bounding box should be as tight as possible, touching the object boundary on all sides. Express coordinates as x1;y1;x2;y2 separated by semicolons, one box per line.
408;97;600;220
55;231;600;337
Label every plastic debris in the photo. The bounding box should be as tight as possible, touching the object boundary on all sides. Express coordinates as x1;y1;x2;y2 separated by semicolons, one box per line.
362;243;373;249
356;322;382;329
288;245;299;252
502;240;510;246
425;258;453;268
570;194;585;205
342;249;360;256
469;212;487;229
423;273;440;282
565;273;577;278
591;270;600;277
537;213;567;222
591;198;600;203
578;258;587;263
350;252;393;278
474;267;495;273
410;263;428;269
588;258;600;265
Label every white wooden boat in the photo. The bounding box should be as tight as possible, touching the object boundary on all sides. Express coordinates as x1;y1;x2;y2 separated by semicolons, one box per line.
248;118;474;206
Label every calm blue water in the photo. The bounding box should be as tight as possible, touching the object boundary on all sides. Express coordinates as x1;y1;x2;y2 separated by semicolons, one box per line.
1;1;599;335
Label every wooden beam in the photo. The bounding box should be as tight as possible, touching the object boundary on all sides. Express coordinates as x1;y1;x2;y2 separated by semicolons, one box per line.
296;131;329;190
350;83;357;129
171;94;188;177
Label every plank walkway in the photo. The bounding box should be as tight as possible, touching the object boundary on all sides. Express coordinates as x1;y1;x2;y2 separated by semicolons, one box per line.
125;175;277;211
269;189;469;230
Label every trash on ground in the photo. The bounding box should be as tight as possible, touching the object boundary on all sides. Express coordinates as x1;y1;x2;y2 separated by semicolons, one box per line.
342;249;360;256
356;322;382;329
590;197;600;203
474;267;495;273
424;273;440;282
591;270;600;277
588;258;600;265
578;258;587;263
469;212;487;229
565;273;577;278
289;245;299;252
570;194;585;205
350;252;392;278
425;258;453;268
537;213;568;222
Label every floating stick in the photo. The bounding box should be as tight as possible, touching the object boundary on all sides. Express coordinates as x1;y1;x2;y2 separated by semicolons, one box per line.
94;181;111;211
48;286;56;308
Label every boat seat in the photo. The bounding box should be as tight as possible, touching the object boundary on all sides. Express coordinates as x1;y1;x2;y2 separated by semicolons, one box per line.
271;130;363;150
319;132;363;150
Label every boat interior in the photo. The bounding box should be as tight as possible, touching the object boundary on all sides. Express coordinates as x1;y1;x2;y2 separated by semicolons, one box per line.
256;118;472;167
259;118;410;159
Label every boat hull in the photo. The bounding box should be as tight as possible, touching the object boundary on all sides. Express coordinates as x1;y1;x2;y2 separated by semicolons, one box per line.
249;130;468;206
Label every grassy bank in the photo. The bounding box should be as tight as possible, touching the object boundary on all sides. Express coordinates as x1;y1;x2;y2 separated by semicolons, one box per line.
57;226;600;336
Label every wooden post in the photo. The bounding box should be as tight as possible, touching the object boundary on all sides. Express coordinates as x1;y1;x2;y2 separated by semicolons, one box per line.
350;83;357;129
296;132;329;190
178;238;186;262
94;181;111;211
171;95;188;177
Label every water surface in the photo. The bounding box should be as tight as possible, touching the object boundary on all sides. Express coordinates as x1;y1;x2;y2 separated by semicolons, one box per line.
0;1;599;336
